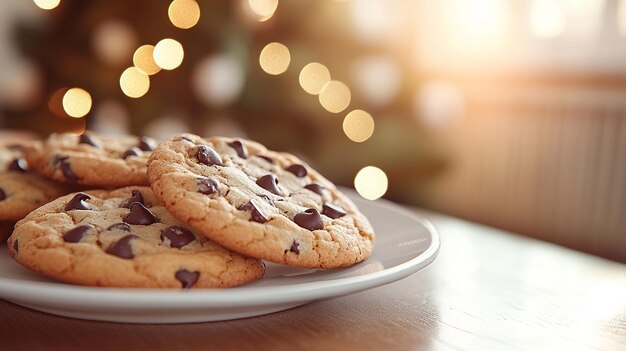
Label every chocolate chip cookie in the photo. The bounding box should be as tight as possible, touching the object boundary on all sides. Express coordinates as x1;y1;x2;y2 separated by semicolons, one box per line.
147;134;375;268
24;132;156;186
0;144;67;222
8;187;265;288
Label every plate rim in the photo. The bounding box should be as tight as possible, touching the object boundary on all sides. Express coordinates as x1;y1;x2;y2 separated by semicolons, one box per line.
0;195;440;309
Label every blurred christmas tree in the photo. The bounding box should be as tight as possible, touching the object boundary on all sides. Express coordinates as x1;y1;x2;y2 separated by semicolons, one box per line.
0;0;448;204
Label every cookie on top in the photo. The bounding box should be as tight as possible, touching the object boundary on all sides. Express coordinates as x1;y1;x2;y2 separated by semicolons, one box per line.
147;134;375;269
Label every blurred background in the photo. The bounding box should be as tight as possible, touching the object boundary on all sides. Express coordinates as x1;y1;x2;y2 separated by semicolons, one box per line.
0;0;625;262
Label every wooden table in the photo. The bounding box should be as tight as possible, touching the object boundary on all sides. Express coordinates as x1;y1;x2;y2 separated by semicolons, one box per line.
1;209;625;350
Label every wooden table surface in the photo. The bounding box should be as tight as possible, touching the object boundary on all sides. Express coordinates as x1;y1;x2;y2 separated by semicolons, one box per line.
1;209;625;351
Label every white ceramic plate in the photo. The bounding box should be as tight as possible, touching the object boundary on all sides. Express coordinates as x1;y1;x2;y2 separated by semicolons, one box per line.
0;190;439;324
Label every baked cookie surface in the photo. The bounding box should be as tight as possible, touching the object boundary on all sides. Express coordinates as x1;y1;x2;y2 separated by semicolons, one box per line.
147;134;375;268
24;132;156;186
8;187;265;288
0;144;67;221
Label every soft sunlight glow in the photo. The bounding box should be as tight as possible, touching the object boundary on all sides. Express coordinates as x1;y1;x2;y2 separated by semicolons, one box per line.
449;0;508;42
354;166;388;200
299;63;331;95
62;88;92;118
343;110;374;143
618;0;626;36
319;80;351;113
33;0;60;10
133;45;161;75
168;0;201;29
153;38;184;70
259;42;290;75
120;67;150;98
530;0;566;38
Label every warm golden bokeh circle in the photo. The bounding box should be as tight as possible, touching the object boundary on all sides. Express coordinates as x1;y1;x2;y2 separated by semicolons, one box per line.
133;45;161;75
299;62;331;95
153;38;184;70
33;0;60;10
319;80;351;113
248;0;278;18
259;42;290;75
62;88;92;118
354;166;388;200
120;67;150;98
343;110;375;142
168;0;201;29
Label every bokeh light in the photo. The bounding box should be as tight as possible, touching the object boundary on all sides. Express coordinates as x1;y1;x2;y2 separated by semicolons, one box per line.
153;38;184;70
119;67;150;98
299;62;331;95
133;45;161;75
248;0;278;18
354;166;388;200
92;20;138;66
319;80;351;113
343;110;374;143
168;0;201;29
259;42;290;75
193;55;245;107
62;88;92;118
33;0;60;10
351;56;400;107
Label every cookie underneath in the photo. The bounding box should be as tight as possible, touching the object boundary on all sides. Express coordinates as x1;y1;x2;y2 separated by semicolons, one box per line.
8;187;265;288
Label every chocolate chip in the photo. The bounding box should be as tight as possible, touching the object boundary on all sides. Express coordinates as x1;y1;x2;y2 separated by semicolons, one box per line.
120;190;144;208
294;208;323;231
8;158;28;172
53;155;78;182
13;239;18;252
286;164;307;178
197;177;219;195
63;224;94;243
138;137;156;151
107;222;131;231
175;269;200;289
304;183;325;196
79;133;99;148
105;234;137;259
161;226;195;248
256;155;274;164
195;145;223;166
322;203;347;219
122;147;141;160
256;174;281;195
289;240;300;254
65;193;91;211
227;140;248;159
0;188;5;201
123;202;157;225
238;201;268;223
